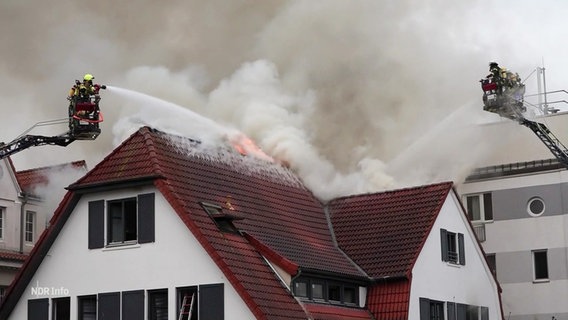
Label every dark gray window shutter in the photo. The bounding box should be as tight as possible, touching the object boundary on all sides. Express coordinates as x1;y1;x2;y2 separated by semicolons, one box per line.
458;233;465;265
138;193;155;244
447;302;456;320
480;306;489;320
457;303;467;320
88;200;105;249
419;298;430;320
441;229;448;262
199;283;224;320
98;292;120;320
122;290;144;320
28;298;48;320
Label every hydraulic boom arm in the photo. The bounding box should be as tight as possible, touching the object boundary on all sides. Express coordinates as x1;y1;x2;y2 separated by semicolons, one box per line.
0;133;75;160
519;118;568;168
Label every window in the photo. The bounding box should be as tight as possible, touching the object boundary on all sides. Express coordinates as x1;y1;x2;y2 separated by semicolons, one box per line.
533;250;549;281
200;202;241;234
465;193;493;222
108;198;137;244
88;193;155;249
466;305;479;320
312;282;324;300
294;281;308;298
441;229;465;265
177;286;198;320
0;286;6;303
122;290;144;320
419;298;444;320
343;286;357;304
486;254;496;278
98;292;120;320
78;295;97;320
177;284;225;320
0;207;4;240
52;297;70;320
328;283;341;302
527;197;545;216
25;210;35;243
149;289;168;320
292;277;360;305
28;298;49;320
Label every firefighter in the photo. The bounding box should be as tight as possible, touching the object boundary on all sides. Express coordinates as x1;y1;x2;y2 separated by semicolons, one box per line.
68;74;101;102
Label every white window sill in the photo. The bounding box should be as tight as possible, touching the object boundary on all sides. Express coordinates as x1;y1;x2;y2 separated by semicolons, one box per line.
533;279;550;284
446;262;463;268
103;242;140;251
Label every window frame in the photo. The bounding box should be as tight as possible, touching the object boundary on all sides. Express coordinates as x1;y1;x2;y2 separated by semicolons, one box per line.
107;197;138;246
465;193;493;223
25;210;36;243
441;229;465;266
148;289;168;320
52;297;71;320
532;249;549;282
177;286;198;320
0;207;4;240
77;295;97;320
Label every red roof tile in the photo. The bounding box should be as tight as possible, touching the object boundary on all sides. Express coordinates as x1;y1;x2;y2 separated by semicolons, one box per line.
0;250;27;262
15;161;87;195
329;182;453;279
304;303;376;320
367;279;410;320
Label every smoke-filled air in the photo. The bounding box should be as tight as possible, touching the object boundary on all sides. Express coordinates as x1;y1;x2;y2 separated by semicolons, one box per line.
1;0;566;201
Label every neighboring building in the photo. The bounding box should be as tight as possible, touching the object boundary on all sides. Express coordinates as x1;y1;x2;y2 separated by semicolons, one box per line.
0;158;87;302
459;159;568;320
0;127;503;319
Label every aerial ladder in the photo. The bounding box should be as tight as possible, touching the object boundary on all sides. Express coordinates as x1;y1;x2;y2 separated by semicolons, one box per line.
0;85;106;160
480;74;568;168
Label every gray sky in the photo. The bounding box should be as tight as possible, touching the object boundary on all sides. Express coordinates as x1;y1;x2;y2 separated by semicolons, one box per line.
1;0;566;200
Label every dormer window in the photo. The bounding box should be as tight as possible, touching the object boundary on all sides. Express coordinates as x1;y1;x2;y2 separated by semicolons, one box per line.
200;202;242;234
292;276;360;306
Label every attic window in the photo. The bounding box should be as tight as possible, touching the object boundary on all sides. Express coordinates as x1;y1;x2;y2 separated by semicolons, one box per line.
200;202;242;234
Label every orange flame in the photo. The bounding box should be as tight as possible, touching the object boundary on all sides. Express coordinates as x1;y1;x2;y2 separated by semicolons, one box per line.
230;134;274;162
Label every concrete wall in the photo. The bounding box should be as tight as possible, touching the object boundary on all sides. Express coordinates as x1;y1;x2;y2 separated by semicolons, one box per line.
459;170;568;320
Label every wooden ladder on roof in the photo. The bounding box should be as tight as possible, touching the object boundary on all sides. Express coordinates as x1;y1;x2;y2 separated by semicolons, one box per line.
178;293;195;320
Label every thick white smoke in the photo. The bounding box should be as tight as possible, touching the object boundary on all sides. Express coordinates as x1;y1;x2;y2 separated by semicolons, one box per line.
2;1;565;201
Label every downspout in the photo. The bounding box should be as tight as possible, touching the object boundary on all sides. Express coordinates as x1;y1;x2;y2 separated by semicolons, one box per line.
19;193;28;254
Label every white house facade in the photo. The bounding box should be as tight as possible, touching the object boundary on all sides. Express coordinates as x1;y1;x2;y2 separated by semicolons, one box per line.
8;186;256;319
411;192;502;320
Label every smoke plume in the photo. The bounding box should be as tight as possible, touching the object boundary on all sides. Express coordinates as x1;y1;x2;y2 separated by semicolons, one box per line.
1;1;563;200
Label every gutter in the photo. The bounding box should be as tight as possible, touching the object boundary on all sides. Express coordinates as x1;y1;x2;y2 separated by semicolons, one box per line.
19;193;28;254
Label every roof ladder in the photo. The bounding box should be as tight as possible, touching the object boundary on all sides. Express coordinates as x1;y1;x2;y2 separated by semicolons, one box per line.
178;293;195;320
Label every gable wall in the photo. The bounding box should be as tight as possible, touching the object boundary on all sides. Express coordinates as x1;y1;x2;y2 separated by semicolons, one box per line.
409;193;502;319
8;185;256;319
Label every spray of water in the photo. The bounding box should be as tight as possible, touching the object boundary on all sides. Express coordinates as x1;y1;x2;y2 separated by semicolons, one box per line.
106;85;273;161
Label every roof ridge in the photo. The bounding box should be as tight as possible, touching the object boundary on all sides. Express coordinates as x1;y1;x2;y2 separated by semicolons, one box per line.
328;181;454;203
141;128;164;177
16;160;86;174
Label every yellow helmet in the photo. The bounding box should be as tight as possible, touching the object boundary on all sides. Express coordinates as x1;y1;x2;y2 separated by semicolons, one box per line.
83;74;94;81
